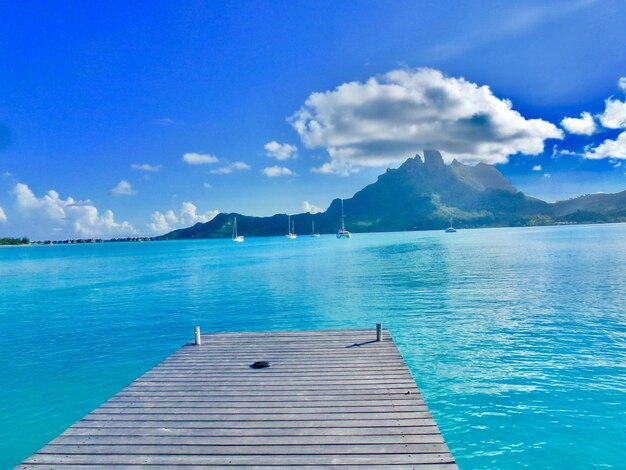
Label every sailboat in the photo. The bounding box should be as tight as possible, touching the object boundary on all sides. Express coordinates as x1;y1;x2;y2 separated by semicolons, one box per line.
285;215;297;239
445;217;457;233
337;199;351;239
310;220;320;237
232;217;244;242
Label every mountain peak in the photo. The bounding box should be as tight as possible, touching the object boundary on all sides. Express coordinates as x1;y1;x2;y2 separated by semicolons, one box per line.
157;152;625;240
423;150;445;168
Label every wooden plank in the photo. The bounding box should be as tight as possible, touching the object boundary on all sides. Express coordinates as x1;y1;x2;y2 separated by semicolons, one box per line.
38;442;452;455
165;345;397;350
143;369;412;375
156;358;406;364
128;380;418;387
103;397;426;406
158;356;406;363
139;372;414;378
19;465;458;470
137;373;416;381
19;329;457;469
142;368;414;375
19;465;459;470
110;393;422;401
179;338;394;345
23;454;456;465
61;424;445;437
111;391;422;399
83;411;434;421
94;401;427;414
121;383;420;391
74;418;439;428
51;434;446;446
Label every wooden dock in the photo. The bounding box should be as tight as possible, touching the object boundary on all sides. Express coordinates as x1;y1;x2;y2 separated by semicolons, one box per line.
19;328;457;469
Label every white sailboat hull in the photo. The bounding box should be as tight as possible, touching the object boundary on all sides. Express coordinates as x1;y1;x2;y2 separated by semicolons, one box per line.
285;214;297;238
337;199;351;239
232;217;244;242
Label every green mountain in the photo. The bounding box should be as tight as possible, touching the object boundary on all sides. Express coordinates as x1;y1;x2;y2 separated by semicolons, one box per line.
157;151;626;240
551;190;626;223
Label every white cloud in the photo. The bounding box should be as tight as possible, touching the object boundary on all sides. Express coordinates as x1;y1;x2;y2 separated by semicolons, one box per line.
427;1;597;60
0;206;7;223
179;201;217;224
290;68;563;174
264;141;298;160
183;152;219;165
232;162;250;170
13;183;65;219
111;180;136;196
311;159;358;176
262;165;295;177
156;117;176;126
585;131;626;160
11;183;135;238
561;112;596;135
598;98;626;130
210;167;233;175
532;165;542;171
576;78;626;160
595;78;626;129
302;201;322;214
147;202;218;234
551;145;580;157
210;161;251;174
613;161;622;168
131;163;161;172
203;182;213;189
544;173;552;178
148;210;178;233
147;213;168;233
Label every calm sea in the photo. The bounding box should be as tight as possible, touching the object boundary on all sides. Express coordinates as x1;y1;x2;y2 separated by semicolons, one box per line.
1;224;625;469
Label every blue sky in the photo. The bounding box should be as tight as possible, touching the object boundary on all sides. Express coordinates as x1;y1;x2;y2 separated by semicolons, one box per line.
1;0;626;238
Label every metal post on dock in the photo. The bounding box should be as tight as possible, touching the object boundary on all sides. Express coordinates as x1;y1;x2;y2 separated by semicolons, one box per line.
376;322;382;341
194;326;201;345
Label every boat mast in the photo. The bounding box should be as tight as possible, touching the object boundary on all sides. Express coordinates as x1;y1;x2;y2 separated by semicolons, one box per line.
340;199;346;231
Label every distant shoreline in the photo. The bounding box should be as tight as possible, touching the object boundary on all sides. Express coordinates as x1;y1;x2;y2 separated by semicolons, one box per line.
4;220;625;247
0;237;30;246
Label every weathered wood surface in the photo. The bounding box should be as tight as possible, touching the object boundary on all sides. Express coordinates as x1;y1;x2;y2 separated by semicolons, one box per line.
18;329;457;469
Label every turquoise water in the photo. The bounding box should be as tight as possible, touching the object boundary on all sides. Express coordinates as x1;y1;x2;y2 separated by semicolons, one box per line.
1;224;625;469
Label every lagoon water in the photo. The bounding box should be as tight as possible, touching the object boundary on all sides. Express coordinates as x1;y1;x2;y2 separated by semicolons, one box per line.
1;224;626;469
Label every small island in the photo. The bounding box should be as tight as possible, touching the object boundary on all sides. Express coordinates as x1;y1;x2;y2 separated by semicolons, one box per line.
0;237;30;246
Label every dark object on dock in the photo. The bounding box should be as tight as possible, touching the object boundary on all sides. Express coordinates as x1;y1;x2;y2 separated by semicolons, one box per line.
250;360;270;369
18;326;457;469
